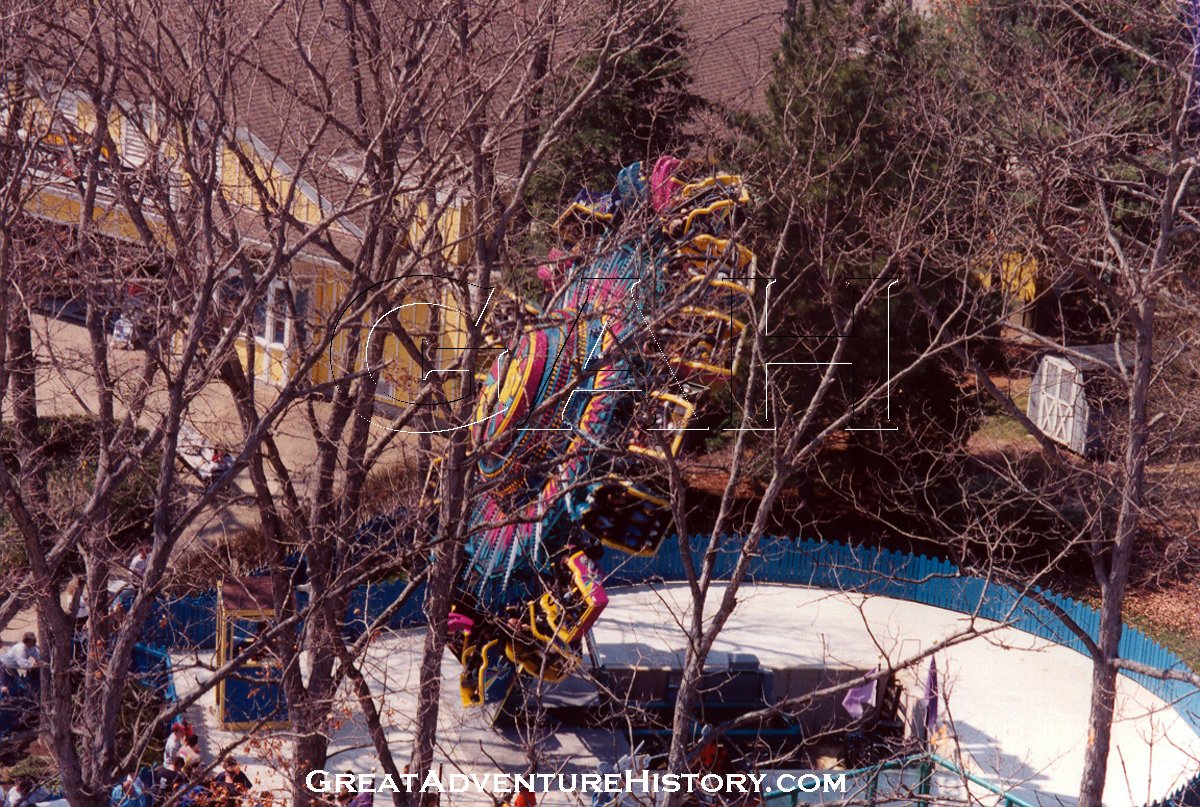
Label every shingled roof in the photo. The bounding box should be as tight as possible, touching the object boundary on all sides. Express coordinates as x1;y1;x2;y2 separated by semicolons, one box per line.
24;0;790;256
679;0;787;113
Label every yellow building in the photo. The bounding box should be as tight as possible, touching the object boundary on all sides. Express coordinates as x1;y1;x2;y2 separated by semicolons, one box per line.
973;251;1039;333
7;85;470;402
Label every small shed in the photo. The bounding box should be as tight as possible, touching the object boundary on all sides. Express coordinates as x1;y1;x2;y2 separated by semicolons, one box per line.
215;576;288;729
1027;343;1132;456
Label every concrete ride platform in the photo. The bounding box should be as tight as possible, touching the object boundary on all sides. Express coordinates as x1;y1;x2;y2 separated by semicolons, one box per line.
170;583;1200;806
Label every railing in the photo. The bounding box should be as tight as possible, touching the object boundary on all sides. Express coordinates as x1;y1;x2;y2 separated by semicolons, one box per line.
131;642;178;706
926;753;1039;807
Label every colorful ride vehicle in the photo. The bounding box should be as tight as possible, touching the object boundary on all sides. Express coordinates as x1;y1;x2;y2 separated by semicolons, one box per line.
452;156;756;703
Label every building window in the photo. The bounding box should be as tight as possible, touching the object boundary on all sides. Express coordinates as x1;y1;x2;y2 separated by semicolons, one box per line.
256;283;283;347
294;290;309;343
252;295;268;341
270;291;287;344
254;281;305;348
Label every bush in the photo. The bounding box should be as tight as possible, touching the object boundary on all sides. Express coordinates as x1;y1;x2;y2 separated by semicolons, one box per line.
0;415;160;574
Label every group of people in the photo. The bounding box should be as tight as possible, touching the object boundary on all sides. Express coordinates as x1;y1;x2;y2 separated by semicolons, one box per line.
105;720;258;807
113;757;255;807
4;550;265;807
148;756;251;807
6;546;147;684
162;721;205;769
328;776;374;807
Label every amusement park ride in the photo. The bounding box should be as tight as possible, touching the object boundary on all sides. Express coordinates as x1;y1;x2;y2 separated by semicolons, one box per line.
447;155;757;709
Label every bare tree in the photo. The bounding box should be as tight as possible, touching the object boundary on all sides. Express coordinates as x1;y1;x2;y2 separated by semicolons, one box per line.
1;0;696;803
822;3;1200;806
8;1;1200;806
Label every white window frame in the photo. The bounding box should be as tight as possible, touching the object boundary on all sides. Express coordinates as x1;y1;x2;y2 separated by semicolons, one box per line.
254;280;293;350
120;103;184;212
249;280;294;382
120;112;152;168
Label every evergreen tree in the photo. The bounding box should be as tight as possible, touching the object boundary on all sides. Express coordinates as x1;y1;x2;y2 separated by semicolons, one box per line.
737;1;971;442
525;1;704;216
751;0;924;272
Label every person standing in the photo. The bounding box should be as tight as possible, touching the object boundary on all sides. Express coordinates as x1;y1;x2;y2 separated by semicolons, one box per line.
213;756;252;807
128;546;150;580
163;721;190;765
0;633;40;699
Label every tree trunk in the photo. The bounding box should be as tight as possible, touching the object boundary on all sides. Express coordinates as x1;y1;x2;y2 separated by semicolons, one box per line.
1077;301;1154;807
665;652;704;788
293;729;332;807
409;488;466;780
7;306;44;502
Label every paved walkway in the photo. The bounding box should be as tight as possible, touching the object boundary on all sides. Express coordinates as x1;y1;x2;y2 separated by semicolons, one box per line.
28;314;329;515
1;314;418;643
169;583;1200;806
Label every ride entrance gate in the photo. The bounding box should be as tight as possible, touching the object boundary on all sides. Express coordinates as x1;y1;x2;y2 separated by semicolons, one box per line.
215;576;288;729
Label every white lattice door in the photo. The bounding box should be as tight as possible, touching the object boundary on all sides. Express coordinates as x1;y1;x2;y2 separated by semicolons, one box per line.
1037;357;1079;446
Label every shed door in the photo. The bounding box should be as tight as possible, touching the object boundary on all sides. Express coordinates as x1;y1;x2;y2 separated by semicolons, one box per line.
1036;356;1081;449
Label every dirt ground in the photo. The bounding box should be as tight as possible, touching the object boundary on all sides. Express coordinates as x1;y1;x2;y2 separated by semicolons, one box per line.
962;374;1200;668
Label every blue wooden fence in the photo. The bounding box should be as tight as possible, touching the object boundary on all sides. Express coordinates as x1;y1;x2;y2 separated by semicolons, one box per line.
343;578;427;637
601;535;1200;736
131;643;178;706
142;593;218;649
140;578;427;650
131;534;1200;806
142;535;1200;733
